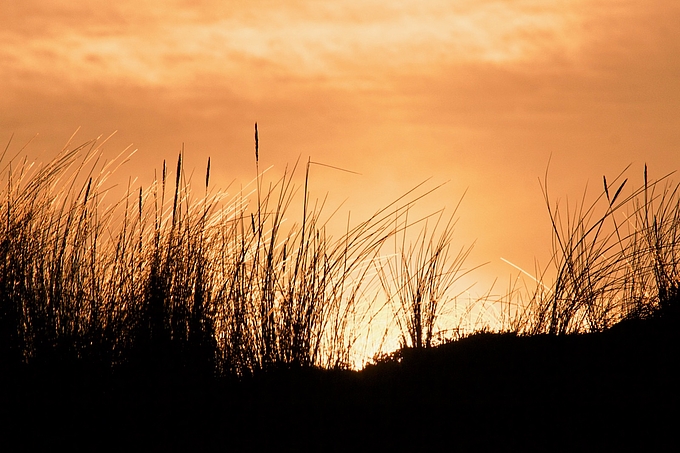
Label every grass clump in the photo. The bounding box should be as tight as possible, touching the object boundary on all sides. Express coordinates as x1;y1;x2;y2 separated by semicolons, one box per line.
512;162;680;334
0;129;478;377
377;205;476;350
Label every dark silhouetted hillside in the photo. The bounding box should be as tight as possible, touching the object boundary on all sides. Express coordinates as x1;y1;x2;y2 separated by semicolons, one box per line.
2;310;676;451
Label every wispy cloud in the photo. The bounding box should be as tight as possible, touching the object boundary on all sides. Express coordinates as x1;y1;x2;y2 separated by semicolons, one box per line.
1;0;586;94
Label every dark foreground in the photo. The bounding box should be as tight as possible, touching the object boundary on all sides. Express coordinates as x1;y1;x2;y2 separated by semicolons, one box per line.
2;315;677;452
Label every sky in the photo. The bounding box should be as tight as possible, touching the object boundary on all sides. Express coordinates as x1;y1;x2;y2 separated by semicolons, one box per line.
2;0;680;329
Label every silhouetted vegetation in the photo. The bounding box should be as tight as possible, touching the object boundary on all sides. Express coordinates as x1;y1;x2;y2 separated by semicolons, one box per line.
0;131;677;449
510;162;680;334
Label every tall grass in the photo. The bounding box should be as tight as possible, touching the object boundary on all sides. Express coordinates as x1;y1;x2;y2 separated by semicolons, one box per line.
512;163;680;334
0;131;481;376
377;203;477;349
0;135;134;368
4;128;675;381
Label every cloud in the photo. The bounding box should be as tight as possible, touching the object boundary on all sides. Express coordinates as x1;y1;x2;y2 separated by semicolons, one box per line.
0;0;586;96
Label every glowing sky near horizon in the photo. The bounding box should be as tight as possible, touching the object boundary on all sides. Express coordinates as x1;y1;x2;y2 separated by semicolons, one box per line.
2;1;680;343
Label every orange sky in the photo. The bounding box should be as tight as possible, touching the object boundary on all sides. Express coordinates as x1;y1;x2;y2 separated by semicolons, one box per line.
2;0;680;304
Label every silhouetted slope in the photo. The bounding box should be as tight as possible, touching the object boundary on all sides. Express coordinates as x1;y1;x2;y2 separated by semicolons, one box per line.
2;313;677;451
